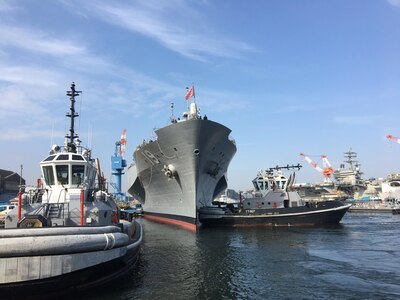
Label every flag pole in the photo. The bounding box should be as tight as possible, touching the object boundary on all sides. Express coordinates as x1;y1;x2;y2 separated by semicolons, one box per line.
186;87;190;111
185;83;195;113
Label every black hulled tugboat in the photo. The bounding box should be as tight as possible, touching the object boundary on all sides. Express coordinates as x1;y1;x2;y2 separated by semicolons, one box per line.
0;83;142;299
198;164;351;227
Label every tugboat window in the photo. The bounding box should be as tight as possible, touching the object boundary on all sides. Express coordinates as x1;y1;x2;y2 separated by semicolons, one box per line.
44;155;55;162
258;181;264;190
56;165;69;185
253;181;259;190
72;165;85;184
56;154;69;161
43;166;55;185
72;155;85;161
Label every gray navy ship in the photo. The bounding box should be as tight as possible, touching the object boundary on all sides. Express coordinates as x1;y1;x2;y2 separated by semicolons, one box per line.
128;98;237;230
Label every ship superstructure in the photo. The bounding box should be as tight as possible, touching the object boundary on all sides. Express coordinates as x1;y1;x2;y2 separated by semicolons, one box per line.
127;94;236;230
334;149;363;185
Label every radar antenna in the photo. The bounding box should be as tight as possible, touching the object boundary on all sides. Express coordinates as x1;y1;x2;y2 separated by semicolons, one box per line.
266;164;302;174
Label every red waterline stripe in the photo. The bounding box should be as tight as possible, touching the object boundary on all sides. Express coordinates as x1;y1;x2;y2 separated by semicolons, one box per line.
144;215;197;232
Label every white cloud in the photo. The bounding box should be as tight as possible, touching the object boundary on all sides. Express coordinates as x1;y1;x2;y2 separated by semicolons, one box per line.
333;115;384;125
0;65;61;86
0;0;250;146
0;127;65;141
387;0;400;7
0;24;87;57
77;1;256;61
0;0;17;12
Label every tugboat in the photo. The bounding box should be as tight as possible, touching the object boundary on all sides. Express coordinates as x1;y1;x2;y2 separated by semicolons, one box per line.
0;83;142;299
198;164;351;227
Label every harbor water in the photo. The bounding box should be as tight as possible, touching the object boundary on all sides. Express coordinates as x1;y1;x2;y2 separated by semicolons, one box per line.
81;213;400;300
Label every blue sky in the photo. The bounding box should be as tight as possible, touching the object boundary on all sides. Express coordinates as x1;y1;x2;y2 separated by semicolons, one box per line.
1;0;400;191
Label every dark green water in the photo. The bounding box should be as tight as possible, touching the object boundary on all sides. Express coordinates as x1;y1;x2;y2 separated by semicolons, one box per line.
83;213;400;300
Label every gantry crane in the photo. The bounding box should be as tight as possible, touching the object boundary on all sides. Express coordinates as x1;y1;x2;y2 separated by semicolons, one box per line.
300;153;334;182
111;129;127;196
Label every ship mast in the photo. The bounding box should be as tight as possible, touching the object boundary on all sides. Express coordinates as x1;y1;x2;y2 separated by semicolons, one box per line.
343;148;357;170
343;148;363;179
65;82;82;153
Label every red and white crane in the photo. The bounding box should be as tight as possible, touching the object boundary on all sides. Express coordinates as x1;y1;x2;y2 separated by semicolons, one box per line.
120;129;127;158
386;134;400;144
300;153;334;182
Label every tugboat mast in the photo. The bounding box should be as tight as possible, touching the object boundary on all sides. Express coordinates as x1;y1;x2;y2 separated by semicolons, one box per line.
65;82;82;153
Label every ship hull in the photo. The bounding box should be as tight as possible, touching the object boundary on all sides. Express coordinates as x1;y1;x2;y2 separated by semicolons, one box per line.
198;202;351;227
0;248;139;300
128;118;236;229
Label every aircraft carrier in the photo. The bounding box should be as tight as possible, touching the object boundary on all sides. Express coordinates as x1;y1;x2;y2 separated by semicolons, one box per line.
127;101;237;230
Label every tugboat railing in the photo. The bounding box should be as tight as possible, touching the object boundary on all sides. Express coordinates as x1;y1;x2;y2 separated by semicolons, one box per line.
50;145;92;159
27;203;69;222
57;188;65;203
30;205;46;216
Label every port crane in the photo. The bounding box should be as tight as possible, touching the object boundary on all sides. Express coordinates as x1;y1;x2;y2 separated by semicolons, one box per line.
386;134;400;144
300;153;334;182
111;129;127;197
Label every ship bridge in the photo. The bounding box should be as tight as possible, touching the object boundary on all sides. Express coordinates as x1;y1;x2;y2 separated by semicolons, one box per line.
252;172;287;195
40;150;96;190
39;147;99;205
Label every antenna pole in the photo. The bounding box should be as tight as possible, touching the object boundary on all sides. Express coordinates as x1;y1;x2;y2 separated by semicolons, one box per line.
192;82;196;104
65;82;82;153
19;164;23;191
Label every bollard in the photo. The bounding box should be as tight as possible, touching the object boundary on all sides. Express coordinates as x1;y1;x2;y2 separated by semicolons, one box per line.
80;189;84;226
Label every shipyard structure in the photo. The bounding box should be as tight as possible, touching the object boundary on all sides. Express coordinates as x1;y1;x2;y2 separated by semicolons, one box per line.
0;169;25;202
297;149;382;202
